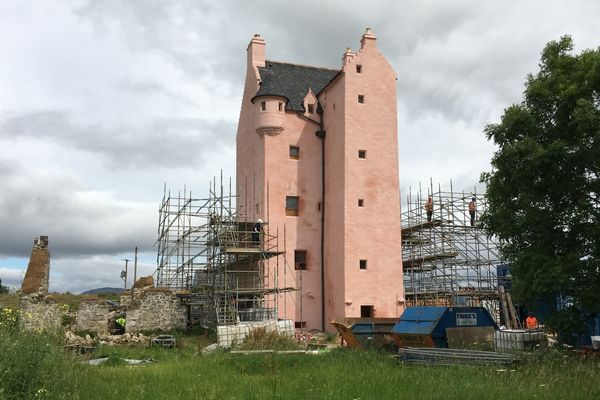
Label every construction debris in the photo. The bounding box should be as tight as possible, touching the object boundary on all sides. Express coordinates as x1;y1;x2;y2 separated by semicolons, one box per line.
151;335;176;348
83;358;158;366
397;347;517;366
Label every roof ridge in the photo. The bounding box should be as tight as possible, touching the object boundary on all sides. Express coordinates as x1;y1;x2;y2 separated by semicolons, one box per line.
264;59;339;72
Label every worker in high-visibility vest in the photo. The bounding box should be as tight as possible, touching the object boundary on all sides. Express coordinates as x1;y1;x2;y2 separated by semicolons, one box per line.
525;313;538;329
424;196;433;222
468;197;477;227
116;317;126;329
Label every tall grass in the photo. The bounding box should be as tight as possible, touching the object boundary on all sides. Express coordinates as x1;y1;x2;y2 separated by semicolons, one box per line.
236;327;301;351
0;324;79;400
69;348;600;400
2;318;600;400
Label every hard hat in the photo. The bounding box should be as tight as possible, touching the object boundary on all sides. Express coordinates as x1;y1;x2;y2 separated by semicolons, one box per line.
257;218;264;224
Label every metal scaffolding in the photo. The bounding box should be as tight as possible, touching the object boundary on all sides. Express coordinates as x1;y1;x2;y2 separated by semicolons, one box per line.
401;180;505;320
155;175;291;327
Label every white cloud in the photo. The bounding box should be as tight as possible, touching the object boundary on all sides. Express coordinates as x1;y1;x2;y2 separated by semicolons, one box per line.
48;254;156;294
0;267;24;289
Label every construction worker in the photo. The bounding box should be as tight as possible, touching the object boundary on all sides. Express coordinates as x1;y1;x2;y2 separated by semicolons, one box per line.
115;317;126;333
468;197;476;226
424;196;433;222
525;313;538;329
252;218;264;247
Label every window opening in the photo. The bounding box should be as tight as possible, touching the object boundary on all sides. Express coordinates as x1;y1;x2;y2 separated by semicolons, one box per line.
295;250;307;270
286;196;299;216
260;101;266;111
360;305;374;318
307;103;315;114
289;146;299;160
358;150;367;159
359;259;367;270
358;95;364;104
356;65;362;73
358;199;364;207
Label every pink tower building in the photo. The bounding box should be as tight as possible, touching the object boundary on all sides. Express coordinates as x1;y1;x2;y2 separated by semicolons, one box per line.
236;28;404;331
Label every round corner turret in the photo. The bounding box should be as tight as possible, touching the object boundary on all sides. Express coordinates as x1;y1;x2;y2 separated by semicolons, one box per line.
252;95;287;136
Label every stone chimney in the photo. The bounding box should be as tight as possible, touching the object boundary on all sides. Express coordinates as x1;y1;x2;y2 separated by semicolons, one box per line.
21;236;50;296
342;47;355;68
247;33;266;69
360;27;377;49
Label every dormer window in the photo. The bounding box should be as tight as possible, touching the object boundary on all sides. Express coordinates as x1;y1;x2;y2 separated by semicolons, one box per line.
260;101;266;111
307;103;315;114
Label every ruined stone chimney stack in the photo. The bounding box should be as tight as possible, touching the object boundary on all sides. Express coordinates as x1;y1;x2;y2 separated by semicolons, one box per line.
21;235;50;296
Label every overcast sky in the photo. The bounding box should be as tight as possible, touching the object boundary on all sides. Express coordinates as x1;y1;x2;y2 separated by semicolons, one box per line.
1;0;599;292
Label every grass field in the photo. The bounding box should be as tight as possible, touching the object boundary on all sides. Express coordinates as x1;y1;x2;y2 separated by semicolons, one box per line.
2;324;600;400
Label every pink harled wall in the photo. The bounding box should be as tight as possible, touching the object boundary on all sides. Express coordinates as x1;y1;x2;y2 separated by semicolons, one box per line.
237;35;324;327
237;30;404;332
334;30;404;320
237;35;266;220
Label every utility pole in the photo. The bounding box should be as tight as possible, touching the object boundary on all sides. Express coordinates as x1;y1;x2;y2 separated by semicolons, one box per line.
130;246;138;297
120;259;130;290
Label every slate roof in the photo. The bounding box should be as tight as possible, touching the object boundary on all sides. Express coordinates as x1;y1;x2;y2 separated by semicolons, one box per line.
253;61;340;112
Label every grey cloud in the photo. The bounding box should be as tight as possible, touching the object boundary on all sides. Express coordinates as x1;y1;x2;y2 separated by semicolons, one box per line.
0;111;236;169
0;162;156;258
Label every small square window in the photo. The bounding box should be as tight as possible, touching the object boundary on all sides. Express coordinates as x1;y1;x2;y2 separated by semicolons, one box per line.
295;321;307;329
307;103;315;114
286;196;299;216
356;65;362;73
289;146;299;160
358;95;364;104
260;101;266;111
295;250;307;270
360;305;374;318
358;199;364;207
359;259;367;270
278;102;283;111
358;150;367;159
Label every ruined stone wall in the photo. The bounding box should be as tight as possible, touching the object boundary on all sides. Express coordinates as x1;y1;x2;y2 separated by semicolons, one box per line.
125;289;187;333
77;300;110;334
19;296;62;332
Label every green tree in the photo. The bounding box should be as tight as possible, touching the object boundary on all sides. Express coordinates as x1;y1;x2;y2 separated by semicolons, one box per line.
0;279;9;295
482;36;600;340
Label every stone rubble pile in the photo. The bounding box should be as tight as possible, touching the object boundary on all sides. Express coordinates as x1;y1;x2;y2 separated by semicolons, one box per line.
97;332;151;345
64;330;151;346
